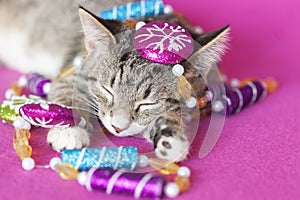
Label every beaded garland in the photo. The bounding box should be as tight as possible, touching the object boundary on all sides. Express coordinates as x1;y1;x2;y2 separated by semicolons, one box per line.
1;0;279;199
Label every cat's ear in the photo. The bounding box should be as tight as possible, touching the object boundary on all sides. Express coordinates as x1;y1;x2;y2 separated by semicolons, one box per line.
78;7;122;53
187;25;230;79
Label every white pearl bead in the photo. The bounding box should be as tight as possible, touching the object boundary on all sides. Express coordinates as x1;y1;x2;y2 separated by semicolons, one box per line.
78;117;86;128
42;82;51;95
77;171;88;186
205;91;213;101
22;158;35;171
13;117;31;130
184;114;192;123
5;89;15;100
164;5;173;14
230;78;240;88
40;102;50;111
138;155;149;168
194;26;204;34
172;64;184;76
135;21;146;30
177;166;191;177
164;182;180;198
73;56;83;67
212;100;225;112
17;76;27;87
49;157;62;170
186;97;197;108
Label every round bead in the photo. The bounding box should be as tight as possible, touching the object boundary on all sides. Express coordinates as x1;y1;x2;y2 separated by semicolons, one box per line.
50;157;62;170
42;82;51;95
212;100;225;112
186;97;197;108
138;155;149;168
135;21;146;30
194;26;204;34
230;78;240;88
73;56;83;67
264;78;278;93
164;182;180;198
40;102;50;111
22;158;35;171
184;114;192;123
164;5;173;14
78;117;86;128
13;117;31;130
205;90;213;101
77;171;88;186
172;64;184;76
5;89;15;100
177;166;191;177
17;76;28;87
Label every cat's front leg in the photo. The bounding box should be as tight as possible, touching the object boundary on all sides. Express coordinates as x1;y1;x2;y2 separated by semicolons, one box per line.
148;113;189;162
46;74;91;152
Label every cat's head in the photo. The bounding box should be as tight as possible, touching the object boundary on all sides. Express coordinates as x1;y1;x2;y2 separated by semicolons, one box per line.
77;7;229;137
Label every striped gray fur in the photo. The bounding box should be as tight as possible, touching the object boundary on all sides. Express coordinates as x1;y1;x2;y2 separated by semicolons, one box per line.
0;1;229;161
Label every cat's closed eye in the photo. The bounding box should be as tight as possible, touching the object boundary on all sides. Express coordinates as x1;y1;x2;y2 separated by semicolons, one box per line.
134;102;160;113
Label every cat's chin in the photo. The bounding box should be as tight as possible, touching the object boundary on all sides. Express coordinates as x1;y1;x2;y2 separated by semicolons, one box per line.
100;115;146;137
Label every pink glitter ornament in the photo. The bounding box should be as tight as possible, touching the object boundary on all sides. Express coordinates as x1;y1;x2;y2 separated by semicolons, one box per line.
19;102;79;128
133;21;194;64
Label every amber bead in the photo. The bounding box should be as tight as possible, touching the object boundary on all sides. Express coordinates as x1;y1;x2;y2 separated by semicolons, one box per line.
264;78;278;93
10;83;22;96
13;128;32;160
124;19;138;29
177;75;192;101
148;158;180;175
174;176;191;192
239;78;256;87
196;97;207;109
54;163;79;180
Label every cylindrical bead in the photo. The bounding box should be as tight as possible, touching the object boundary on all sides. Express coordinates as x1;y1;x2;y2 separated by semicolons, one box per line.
86;168;165;199
62;147;139;171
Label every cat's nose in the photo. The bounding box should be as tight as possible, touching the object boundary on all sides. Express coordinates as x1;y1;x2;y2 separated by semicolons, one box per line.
112;125;125;133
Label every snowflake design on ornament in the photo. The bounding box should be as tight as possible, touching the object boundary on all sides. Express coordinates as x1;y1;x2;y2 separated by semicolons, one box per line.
135;22;192;54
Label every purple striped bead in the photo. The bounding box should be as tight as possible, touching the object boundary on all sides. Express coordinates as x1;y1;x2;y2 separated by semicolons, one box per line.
225;81;265;115
87;168;165;199
26;73;51;97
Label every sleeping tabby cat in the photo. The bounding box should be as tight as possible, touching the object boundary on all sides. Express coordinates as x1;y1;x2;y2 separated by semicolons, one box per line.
0;0;229;161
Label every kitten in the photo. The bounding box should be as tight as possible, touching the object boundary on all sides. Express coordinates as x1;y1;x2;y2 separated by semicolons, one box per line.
0;1;229;162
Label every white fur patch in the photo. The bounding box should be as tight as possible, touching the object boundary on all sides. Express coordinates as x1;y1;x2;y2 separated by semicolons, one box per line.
101;114;146;137
0;29;63;78
155;135;189;162
47;126;90;152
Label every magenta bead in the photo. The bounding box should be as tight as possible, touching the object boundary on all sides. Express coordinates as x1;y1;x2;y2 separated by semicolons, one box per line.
133;21;194;64
19;102;78;128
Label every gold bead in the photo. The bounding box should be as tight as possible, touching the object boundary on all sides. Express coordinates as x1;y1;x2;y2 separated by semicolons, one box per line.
148;158;180;175
174;176;191;192
54;163;79;180
177;75;192;101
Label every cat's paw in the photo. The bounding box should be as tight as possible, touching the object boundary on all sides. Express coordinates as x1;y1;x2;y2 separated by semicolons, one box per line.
47;126;90;152
154;128;189;162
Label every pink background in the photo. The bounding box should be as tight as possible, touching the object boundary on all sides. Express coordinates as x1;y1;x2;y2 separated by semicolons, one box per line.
1;0;300;199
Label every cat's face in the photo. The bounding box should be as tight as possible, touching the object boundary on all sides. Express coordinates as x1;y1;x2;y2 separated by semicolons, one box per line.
84;32;180;136
78;8;229;137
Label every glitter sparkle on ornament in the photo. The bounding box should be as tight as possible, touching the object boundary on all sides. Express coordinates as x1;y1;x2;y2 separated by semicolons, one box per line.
133;21;194;64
